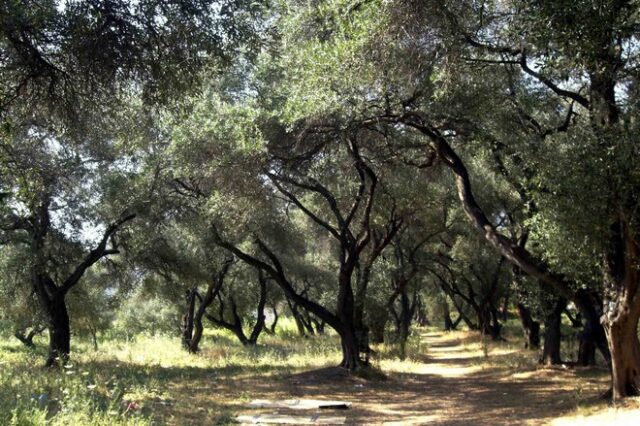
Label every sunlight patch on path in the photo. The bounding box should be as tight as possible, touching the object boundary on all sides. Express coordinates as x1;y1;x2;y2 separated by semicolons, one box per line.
549;409;640;426
382;414;440;425
415;362;483;377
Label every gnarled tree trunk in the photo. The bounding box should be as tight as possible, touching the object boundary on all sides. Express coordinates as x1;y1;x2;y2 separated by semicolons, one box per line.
602;218;640;398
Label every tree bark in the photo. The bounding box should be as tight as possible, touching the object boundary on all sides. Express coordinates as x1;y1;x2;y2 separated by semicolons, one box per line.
339;324;362;370
247;270;268;344
206;269;268;346
516;303;540;349
540;298;565;366
182;288;198;351
14;328;42;348
414;294;430;327
605;313;640;398
576;305;603;366
264;304;279;335
398;290;413;359
45;294;71;367
286;297;308;337
184;258;233;353
602;218;640;398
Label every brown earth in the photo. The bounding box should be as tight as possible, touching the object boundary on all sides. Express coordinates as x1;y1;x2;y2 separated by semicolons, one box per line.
150;331;640;425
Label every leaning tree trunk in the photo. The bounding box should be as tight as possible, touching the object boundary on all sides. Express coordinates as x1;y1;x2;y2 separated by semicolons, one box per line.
14;328;41;348
517;303;540;349
540;298;566;366
45;294;71;366
286;298;308;338
310;316;326;335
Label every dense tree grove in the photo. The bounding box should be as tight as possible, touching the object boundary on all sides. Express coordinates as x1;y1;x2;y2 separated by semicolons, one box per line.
1;0;639;405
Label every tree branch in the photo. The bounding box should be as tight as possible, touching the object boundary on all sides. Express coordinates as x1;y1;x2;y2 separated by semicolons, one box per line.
61;214;135;294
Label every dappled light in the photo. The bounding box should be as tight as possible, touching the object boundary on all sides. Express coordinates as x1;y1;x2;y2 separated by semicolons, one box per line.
2;0;640;424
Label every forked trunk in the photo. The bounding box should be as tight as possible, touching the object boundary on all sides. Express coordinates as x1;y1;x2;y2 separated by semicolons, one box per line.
478;305;501;340
189;310;205;353
14;329;39;348
287;298;308;337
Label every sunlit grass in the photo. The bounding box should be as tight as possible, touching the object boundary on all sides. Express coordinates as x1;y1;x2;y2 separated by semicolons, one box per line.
0;320;345;425
1;320;638;425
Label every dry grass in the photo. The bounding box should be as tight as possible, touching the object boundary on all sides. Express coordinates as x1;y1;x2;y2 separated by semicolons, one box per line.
2;326;640;425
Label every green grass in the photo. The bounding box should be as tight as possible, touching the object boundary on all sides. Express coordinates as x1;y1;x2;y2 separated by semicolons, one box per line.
0;318;630;425
0;319;348;425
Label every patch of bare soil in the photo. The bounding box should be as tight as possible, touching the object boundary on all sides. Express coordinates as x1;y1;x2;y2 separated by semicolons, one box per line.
157;332;636;425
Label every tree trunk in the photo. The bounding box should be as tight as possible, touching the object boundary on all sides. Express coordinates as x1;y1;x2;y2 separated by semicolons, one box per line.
605;313;640;398
189;300;207;353
370;318;386;344
337;266;367;370
14;329;38;348
540;298;565;366
443;300;453;330
602;218;640;399
478;304;501;340
500;288;511;321
247;271;268;345
287;297;308;338
353;265;372;342
339;325;362;370
517;303;540;349
397;290;412;359
182;288;197;351
310;316;325;335
575;305;603;366
574;290;611;365
414;295;430;327
265;304;279;335
45;295;71;367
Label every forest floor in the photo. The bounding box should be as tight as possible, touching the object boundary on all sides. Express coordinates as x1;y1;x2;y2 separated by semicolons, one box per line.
153;329;639;425
2;327;640;425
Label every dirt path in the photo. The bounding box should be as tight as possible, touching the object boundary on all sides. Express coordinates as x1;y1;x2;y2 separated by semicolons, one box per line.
163;331;615;425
